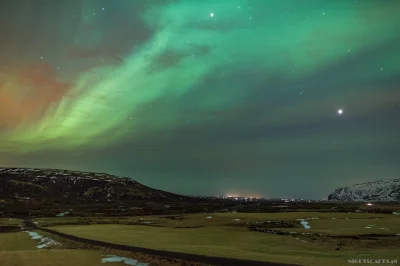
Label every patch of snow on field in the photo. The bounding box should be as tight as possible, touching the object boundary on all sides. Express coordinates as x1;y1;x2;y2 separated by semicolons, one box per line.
297;219;311;229
56;212;70;217
101;255;148;265
296;217;318;229
27;232;42;239
26;231;59;249
37;237;59;249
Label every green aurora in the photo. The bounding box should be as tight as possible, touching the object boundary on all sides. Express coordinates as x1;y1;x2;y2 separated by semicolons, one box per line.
1;0;400;198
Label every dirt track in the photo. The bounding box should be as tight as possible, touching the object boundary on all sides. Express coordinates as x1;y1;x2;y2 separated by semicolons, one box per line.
24;219;300;266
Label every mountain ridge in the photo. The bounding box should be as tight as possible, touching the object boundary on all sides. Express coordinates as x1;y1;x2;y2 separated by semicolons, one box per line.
0;167;200;217
0;167;188;202
328;178;400;202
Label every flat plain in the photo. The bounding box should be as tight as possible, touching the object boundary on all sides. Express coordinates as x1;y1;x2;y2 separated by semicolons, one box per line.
40;212;400;266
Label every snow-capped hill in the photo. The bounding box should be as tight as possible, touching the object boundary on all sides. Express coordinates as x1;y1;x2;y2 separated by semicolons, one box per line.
0;167;188;203
328;178;400;202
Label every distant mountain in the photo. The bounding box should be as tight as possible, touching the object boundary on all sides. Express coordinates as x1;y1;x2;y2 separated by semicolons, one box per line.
328;178;400;202
0;168;188;204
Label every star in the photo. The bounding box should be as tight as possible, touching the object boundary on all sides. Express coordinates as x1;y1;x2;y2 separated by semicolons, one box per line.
210;13;214;17
337;109;343;115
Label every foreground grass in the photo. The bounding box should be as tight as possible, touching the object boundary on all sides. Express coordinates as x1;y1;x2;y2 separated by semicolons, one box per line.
0;232;107;265
0;232;37;251
36;212;400;265
50;224;399;266
0;249;114;266
0;218;23;226
0;231;155;266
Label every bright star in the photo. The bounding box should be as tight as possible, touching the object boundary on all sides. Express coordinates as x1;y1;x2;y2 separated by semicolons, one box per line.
337;109;343;115
210;12;214;17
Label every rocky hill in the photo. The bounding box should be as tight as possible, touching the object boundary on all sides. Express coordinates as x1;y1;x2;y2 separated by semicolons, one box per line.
328;178;400;202
0;168;196;216
0;168;188;202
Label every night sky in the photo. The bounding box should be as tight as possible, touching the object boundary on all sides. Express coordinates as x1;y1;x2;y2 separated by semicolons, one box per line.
1;0;400;199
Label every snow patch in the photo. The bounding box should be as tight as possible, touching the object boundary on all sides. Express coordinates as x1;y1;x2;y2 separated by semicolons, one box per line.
56;212;70;217
297;219;311;229
101;255;148;265
26;231;59;249
296;217;318;229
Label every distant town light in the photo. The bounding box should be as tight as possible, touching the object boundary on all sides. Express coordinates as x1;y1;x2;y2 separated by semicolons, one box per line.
366;203;373;206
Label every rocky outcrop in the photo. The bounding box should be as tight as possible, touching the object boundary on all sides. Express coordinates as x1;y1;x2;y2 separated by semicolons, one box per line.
328;179;400;202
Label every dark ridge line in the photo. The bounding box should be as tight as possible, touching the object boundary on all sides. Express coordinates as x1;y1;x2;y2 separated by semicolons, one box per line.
0;167;193;200
24;220;300;266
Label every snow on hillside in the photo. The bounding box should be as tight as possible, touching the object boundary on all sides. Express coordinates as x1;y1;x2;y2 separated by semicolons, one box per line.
328;178;400;202
0;168;134;184
0;167;185;202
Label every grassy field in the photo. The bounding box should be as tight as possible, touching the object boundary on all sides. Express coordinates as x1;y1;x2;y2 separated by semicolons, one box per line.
0;249;110;266
0;231;160;266
0;232;107;266
0;218;23;226
33;211;395;227
285;217;400;236
47;212;400;266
